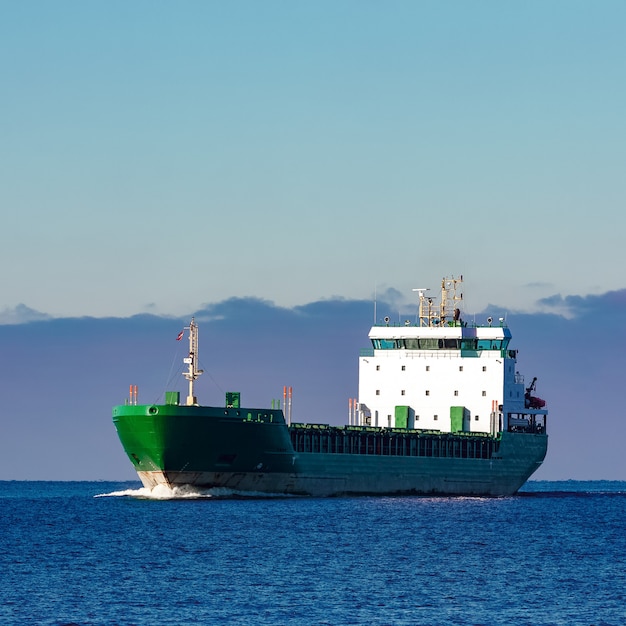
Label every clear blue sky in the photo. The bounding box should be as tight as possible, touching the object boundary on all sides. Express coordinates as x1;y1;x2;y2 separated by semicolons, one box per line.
1;1;625;320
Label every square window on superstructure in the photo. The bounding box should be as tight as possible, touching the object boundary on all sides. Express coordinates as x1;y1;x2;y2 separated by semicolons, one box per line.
459;366;463;371
376;390;380;395
376;365;380;371
475;415;479;421
426;366;430;371
401;365;406;371
401;390;406;395
482;366;487;372
454;390;458;396
425;390;430;396
482;391;486;396
434;414;438;420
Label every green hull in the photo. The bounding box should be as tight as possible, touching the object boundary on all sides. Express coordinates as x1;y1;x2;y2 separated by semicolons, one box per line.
113;403;547;496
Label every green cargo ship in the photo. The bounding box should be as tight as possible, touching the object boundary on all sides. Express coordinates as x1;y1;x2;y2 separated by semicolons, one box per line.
113;276;548;496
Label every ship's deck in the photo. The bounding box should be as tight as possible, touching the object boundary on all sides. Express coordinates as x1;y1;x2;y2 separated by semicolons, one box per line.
289;424;500;459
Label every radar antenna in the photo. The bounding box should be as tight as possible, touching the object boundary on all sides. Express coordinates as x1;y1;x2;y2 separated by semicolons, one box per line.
412;288;433;326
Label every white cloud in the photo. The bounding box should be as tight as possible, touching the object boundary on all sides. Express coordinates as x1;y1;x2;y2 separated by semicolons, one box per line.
0;304;51;325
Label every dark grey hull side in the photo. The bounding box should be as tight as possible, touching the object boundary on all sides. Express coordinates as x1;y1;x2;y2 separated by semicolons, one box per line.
138;432;548;497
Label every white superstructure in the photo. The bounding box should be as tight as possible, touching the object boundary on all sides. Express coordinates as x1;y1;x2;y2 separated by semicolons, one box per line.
357;276;546;435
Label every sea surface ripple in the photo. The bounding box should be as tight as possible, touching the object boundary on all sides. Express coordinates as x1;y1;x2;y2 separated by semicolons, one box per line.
0;480;624;625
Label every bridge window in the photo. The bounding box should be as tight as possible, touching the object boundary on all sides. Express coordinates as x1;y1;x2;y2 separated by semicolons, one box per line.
372;339;399;349
476;339;509;350
372;336;508;352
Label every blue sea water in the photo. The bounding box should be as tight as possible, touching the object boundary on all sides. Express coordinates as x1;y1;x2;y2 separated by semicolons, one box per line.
1;481;625;626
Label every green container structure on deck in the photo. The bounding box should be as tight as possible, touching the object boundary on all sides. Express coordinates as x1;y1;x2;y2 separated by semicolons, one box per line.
165;391;180;406
394;405;412;429
450;406;470;432
226;392;241;408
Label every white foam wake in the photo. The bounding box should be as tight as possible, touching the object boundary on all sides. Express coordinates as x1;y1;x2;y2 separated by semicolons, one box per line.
95;484;292;500
95;484;221;499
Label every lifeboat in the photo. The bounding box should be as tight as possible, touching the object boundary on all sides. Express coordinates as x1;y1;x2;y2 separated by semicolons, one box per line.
527;396;546;409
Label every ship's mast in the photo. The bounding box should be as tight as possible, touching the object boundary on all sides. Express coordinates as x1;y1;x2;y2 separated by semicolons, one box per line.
416;275;463;326
182;317;203;405
440;275;463;325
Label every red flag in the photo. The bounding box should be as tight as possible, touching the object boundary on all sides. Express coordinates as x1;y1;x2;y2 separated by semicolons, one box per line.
176;330;184;341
